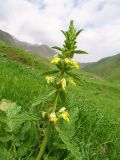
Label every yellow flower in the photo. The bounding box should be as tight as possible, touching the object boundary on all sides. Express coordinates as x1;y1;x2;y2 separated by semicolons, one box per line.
61;78;66;90
45;76;55;84
61;111;69;122
42;111;47;118
59;107;66;113
59;107;69;122
64;58;71;64
49;112;58;123
70;59;79;69
68;77;76;86
64;58;79;69
50;55;60;64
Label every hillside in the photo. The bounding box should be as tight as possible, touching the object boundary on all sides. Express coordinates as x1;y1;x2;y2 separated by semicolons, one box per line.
0;30;55;60
0;40;54;71
0;42;120;159
83;53;120;82
0;40;120;118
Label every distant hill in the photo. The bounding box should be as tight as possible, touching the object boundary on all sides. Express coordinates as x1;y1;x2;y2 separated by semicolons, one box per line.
0;40;53;71
0;30;55;60
80;62;93;68
83;54;120;82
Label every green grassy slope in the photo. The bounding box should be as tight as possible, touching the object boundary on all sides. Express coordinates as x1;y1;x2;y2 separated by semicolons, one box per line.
0;40;53;71
0;42;120;159
83;54;120;82
0;30;56;60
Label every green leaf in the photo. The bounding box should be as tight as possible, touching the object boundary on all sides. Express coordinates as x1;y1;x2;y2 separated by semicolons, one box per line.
75;29;84;36
66;72;81;81
0;134;13;142
74;50;88;54
0;148;15;160
52;46;63;52
12;112;40;122
40;70;60;76
61;30;67;37
0;100;22;132
55;126;82;160
32;90;57;107
0;115;8;123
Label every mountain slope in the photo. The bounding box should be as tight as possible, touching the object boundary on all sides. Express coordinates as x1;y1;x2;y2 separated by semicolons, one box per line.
0;30;55;60
0;40;53;71
0;42;120;159
83;54;120;82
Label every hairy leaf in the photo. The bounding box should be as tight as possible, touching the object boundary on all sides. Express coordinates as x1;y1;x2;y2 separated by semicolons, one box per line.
66;72;81;81
40;70;60;76
52;46;63;52
32;90;57;107
0;134;13;142
75;29;83;36
12;112;40;122
74;50;88;54
55;126;82;160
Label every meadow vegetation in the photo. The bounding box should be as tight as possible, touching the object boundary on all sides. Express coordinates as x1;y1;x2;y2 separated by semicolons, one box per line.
0;21;120;160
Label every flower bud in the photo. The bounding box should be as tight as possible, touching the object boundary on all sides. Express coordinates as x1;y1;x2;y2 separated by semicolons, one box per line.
49;112;58;123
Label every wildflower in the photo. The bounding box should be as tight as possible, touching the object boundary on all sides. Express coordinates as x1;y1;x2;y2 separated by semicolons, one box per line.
61;78;66;90
70;59;79;69
61;111;69;122
45;76;55;84
42;111;47;119
59;107;69;122
64;58;71;64
68;77;76;86
49;112;58;123
59;107;66;113
50;55;60;64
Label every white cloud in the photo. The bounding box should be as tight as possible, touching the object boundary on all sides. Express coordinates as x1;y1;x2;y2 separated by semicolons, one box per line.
0;0;120;62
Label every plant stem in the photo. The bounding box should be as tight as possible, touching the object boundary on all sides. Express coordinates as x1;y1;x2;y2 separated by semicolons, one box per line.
53;91;59;111
36;122;51;160
35;92;59;160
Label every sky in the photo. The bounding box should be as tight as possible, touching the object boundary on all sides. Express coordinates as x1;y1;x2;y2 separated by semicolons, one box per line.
0;0;120;62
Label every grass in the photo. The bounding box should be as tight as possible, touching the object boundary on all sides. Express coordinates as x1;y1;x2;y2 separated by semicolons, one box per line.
0;41;120;159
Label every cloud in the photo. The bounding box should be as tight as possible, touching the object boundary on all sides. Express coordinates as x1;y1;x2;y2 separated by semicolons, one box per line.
0;0;120;62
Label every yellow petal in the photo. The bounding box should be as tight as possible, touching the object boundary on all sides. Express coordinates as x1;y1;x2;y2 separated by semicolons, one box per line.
61;78;66;90
70;60;79;69
45;76;55;83
68;77;76;86
50;56;60;64
42;111;47;118
61;112;69;122
50;112;58;123
64;58;70;64
59;107;66;113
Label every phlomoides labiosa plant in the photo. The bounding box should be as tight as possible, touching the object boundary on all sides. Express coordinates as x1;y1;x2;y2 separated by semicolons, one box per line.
35;20;88;160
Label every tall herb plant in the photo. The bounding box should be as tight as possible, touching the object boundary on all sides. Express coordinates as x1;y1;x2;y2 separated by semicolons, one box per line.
35;20;87;160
